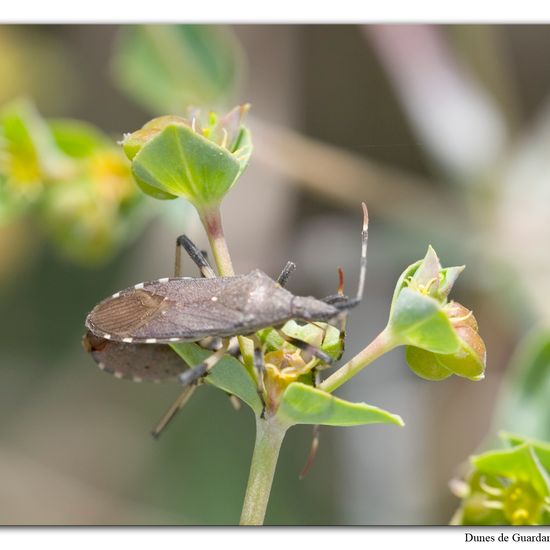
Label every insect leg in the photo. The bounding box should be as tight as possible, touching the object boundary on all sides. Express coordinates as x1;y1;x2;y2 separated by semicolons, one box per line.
250;334;267;418
178;339;230;387
276;329;333;365
298;369;321;479
300;370;321;479
199;337;243;410
151;384;197;439
227;394;242;411
276;261;296;288
299;425;320;479
175;234;216;278
333;266;347;362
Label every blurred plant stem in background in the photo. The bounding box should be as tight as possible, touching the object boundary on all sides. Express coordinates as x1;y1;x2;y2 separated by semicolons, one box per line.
250;116;462;238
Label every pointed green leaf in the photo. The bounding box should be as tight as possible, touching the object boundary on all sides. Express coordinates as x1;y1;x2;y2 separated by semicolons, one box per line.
411;245;441;291
437;265;465;300
390;288;460;354
277;382;404;427
169;342;262;415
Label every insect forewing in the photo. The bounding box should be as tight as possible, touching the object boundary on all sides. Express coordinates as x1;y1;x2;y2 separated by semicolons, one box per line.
86;270;299;343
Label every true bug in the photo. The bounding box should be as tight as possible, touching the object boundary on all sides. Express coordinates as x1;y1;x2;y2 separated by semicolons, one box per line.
84;204;368;432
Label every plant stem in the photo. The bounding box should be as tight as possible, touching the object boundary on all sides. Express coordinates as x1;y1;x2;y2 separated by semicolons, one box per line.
319;328;397;393
240;416;288;525
199;205;235;277
199;204;254;365
198;203;286;525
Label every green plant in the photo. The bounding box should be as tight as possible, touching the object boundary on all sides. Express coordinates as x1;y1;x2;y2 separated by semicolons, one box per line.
0;99;146;264
451;328;550;526
119;106;487;525
451;433;550;525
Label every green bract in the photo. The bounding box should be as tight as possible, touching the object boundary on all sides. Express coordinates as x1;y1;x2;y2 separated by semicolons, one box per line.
122;105;252;210
387;246;486;381
452;432;550;526
277;383;404;427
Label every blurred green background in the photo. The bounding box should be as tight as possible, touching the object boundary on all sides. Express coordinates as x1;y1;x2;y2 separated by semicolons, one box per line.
1;24;549;525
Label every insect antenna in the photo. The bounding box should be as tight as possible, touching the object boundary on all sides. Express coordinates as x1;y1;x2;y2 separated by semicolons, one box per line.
357;202;369;303
333;202;369;311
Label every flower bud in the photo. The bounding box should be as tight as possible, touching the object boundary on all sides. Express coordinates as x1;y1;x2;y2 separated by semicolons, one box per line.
388;246;486;381
121;105;252;208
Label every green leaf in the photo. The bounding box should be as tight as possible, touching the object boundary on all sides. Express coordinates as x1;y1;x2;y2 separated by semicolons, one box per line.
276;382;404;427
472;443;550;499
0;98;69;186
389;288;460;354
131;123;241;207
111;25;243;114
169;342;262;415
49;119;109;158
